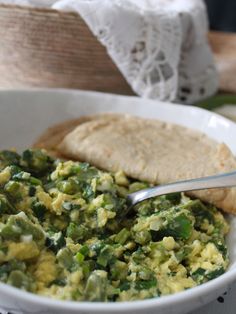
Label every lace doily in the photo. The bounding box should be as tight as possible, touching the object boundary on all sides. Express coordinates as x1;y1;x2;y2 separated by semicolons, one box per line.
0;0;218;104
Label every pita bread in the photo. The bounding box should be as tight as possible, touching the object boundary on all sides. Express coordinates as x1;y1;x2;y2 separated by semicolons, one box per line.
59;114;236;214
33;114;117;157
33;118;85;157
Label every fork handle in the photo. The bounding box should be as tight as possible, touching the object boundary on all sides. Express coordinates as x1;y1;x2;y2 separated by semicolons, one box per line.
127;171;236;206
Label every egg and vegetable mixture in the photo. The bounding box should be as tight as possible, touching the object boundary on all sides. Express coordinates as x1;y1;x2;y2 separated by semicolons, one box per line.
0;149;229;301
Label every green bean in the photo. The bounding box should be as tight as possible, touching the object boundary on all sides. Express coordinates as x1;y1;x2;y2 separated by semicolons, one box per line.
4;181;21;199
0;260;26;281
7;270;33;291
75;252;85;264
114;228;130;244
57;247;74;270
57;180;78;195
97;245;114;267
84;270;108;301
0;212;45;243
110;260;128;280
66;223;88;242
79;245;89;256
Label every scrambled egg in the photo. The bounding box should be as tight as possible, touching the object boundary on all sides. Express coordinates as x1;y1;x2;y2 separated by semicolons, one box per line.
0;149;229;301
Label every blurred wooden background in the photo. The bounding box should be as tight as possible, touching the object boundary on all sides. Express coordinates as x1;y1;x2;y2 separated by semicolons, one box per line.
0;4;133;95
0;4;235;95
209;31;236;94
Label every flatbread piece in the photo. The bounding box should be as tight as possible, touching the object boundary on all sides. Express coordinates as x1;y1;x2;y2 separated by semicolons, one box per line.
58;114;236;214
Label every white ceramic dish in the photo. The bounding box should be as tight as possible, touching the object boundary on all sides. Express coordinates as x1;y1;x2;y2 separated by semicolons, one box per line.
0;88;236;314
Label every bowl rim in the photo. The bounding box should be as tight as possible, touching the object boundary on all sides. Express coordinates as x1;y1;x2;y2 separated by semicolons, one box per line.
0;262;235;312
0;88;235;311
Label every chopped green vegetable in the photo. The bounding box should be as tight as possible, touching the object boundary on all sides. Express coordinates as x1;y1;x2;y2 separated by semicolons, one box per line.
114;228;130;244
20;149;54;176
57;179;78;195
7;270;33;291
31;201;46;221
84;270;108;301
46;231;65;253
0;151;20;169
66;223;88;242
135;278;157;290
0;212;45;244
56;247;74;270
0;149;229;302
165;213;193;240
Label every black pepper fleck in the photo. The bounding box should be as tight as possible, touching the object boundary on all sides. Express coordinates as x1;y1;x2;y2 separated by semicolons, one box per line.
217;296;225;303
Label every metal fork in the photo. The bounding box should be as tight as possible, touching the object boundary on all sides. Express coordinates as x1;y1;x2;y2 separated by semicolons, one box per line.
127;171;236;208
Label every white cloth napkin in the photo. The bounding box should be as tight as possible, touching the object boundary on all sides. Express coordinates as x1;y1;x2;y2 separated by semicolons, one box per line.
0;0;218;104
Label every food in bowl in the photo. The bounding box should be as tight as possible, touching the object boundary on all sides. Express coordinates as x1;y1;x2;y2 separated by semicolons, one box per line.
0;149;229;301
35;113;236;214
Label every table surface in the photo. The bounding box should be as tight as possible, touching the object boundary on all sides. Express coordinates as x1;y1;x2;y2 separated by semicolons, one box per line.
190;281;236;314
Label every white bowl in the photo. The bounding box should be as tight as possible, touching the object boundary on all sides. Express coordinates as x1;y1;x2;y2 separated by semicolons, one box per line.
0;89;236;314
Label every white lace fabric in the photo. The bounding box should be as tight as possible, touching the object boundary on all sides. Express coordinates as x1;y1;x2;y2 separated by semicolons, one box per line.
0;0;218;104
